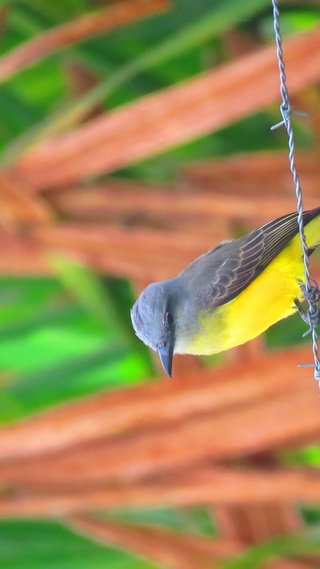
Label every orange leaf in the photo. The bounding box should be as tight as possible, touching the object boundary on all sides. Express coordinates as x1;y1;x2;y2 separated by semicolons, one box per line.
13;26;320;188
0;0;169;82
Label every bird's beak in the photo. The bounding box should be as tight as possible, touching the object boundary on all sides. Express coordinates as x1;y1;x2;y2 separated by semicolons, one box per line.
158;337;174;378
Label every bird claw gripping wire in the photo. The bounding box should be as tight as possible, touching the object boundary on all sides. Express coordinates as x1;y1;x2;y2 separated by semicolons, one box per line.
295;286;320;380
300;282;320;336
302;280;320;304
294;293;320;336
299;307;320;337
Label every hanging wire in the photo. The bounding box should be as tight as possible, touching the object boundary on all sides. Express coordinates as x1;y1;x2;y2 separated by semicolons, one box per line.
271;0;320;381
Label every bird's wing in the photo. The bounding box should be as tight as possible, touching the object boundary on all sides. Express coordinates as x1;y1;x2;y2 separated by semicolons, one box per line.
196;210;316;310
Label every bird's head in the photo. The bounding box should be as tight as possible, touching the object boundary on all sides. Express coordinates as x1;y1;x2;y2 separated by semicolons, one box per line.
131;281;176;377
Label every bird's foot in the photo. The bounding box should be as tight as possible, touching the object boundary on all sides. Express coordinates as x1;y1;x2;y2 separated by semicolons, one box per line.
295;284;320;336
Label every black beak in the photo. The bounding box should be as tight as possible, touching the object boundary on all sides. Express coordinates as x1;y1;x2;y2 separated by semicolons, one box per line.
158;337;174;378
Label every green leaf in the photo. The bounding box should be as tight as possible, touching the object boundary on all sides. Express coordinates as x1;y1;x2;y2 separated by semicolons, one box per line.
50;256;115;331
0;519;159;569
219;529;320;569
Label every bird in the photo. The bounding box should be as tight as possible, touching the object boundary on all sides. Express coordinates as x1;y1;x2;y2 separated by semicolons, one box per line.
131;207;320;377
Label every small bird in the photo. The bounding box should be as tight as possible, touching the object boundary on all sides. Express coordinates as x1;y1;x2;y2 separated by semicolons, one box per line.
131;208;320;377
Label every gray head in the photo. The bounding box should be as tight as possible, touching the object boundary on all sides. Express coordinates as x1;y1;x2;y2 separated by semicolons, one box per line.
131;280;178;377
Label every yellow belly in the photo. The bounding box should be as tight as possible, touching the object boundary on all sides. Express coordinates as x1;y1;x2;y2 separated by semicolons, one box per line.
188;222;320;356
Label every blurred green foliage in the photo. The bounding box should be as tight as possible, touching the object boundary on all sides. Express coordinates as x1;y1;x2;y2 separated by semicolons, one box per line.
0;519;158;569
1;0;320;567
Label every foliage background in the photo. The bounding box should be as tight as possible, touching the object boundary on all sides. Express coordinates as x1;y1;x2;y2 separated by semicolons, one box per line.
1;0;320;568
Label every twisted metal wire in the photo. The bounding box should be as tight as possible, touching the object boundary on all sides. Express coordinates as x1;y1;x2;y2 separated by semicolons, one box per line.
271;0;320;380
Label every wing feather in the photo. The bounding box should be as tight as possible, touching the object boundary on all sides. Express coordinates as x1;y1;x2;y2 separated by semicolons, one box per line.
195;208;320;309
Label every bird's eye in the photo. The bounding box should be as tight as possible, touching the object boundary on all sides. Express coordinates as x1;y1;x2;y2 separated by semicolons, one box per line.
165;312;174;326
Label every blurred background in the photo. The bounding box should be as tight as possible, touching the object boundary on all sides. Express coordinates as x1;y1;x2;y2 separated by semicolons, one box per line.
1;0;320;567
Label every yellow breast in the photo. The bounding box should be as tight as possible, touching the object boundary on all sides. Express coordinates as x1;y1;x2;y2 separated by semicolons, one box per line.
188;219;320;356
